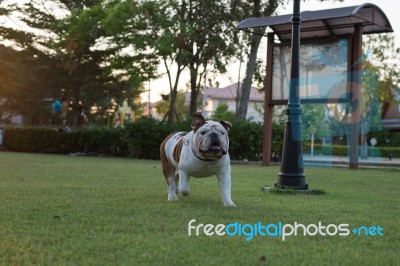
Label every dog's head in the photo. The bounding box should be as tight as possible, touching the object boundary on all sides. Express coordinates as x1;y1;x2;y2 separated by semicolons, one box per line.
191;114;232;160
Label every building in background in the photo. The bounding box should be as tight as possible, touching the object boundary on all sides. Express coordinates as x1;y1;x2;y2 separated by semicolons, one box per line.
202;82;264;122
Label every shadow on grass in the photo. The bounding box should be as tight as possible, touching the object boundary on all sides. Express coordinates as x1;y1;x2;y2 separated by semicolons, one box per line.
262;186;327;195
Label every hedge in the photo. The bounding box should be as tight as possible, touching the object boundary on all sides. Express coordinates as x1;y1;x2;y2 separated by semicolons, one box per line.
303;144;400;158
2;127;128;156
1;118;265;160
4;119;397;160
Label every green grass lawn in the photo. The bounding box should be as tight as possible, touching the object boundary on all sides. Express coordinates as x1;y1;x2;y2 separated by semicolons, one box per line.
0;152;399;265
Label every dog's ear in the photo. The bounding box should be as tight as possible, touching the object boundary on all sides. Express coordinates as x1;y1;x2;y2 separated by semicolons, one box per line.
192;114;206;132
219;121;232;132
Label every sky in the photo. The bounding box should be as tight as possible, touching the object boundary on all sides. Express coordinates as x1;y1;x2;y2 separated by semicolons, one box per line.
142;0;399;103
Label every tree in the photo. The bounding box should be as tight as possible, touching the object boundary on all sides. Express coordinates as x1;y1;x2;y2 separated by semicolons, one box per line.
0;1;67;124
171;0;240;117
235;0;344;120
0;0;153;127
363;33;400;114
52;2;150;127
0;45;65;124
302;104;329;155
104;0;190;123
105;0;249;123
211;103;235;121
358;34;400;157
235;0;282;120
153;90;188;121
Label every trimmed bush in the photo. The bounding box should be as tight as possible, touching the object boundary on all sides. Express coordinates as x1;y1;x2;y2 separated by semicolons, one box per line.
2;119;267;160
229;121;263;161
3;127;61;153
303;144;348;156
124;117;173;159
75;127;128;156
303;144;400;158
6;119;398;161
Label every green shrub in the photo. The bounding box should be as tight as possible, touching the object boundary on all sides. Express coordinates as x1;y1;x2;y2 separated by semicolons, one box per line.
124;117;173;159
271;121;284;160
75;127;128;156
2;119;268;160
303;144;348;156
3;127;61;153
14;120;400;161
303;144;400;158
3;127;127;156
229;121;263;161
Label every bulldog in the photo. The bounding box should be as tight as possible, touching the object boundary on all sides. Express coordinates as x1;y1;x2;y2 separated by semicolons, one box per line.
160;114;235;207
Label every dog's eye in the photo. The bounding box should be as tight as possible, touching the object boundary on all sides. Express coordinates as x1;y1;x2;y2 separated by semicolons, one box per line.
220;131;225;135
200;131;207;135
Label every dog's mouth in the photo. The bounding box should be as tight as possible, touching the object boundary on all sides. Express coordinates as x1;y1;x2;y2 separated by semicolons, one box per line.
201;141;227;156
210;141;221;151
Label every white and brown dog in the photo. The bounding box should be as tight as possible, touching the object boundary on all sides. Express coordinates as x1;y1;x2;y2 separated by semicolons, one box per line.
160;114;235;207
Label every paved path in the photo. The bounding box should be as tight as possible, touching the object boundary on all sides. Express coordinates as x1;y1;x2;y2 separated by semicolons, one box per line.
233;155;400;169
303;154;400;168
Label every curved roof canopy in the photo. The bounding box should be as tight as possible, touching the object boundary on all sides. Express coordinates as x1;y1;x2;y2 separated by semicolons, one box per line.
236;3;393;41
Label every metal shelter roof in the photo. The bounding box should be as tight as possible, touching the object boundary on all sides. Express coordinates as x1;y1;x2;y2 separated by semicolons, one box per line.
236;3;393;41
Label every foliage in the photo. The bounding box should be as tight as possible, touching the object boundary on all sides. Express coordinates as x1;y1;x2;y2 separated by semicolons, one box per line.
367;128;400;148
2;118;268;161
172;0;243;116
302;104;330;140
2;127;62;153
123;117;173;159
0;1;152;127
74;127;128;155
211;103;235;122
228;120;263;160
235;0;283;120
303;143;400;158
104;0;248;123
363;33;400;101
3;126;127;156
153;91;189;121
51;2;147;127
271;119;285;160
0;30;66;125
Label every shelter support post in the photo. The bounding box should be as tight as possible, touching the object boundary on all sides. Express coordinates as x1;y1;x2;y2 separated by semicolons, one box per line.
349;24;363;169
262;33;275;166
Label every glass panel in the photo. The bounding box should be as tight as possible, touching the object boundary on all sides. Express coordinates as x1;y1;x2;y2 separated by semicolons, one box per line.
272;39;349;102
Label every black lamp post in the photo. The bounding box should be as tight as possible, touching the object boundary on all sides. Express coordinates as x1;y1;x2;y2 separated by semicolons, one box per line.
276;0;308;189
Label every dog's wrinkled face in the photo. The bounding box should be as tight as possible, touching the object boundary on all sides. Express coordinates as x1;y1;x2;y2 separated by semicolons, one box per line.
191;114;231;160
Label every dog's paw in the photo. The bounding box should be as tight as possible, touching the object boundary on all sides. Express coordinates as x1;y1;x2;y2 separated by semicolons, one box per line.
168;194;179;201
179;188;190;196
223;201;236;207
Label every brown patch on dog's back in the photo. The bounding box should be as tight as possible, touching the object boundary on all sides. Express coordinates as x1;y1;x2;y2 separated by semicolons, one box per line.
160;132;188;182
172;132;187;164
160;133;175;182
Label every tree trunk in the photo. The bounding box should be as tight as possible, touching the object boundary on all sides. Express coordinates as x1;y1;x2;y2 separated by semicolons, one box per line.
189;65;199;116
72;83;81;128
236;30;265;120
235;0;280;120
167;88;178;124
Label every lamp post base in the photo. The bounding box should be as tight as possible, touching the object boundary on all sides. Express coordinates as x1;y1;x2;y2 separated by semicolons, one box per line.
262;184;325;195
277;172;307;190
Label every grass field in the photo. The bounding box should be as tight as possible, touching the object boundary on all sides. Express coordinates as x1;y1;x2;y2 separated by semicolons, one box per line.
0;152;399;265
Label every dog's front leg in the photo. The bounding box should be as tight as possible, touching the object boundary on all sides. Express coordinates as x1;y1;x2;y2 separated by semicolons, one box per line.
178;170;190;196
216;173;236;207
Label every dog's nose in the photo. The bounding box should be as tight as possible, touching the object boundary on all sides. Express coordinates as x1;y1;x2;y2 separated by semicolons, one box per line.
209;132;219;141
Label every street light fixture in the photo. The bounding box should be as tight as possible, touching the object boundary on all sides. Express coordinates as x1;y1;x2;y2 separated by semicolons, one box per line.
276;0;308;190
